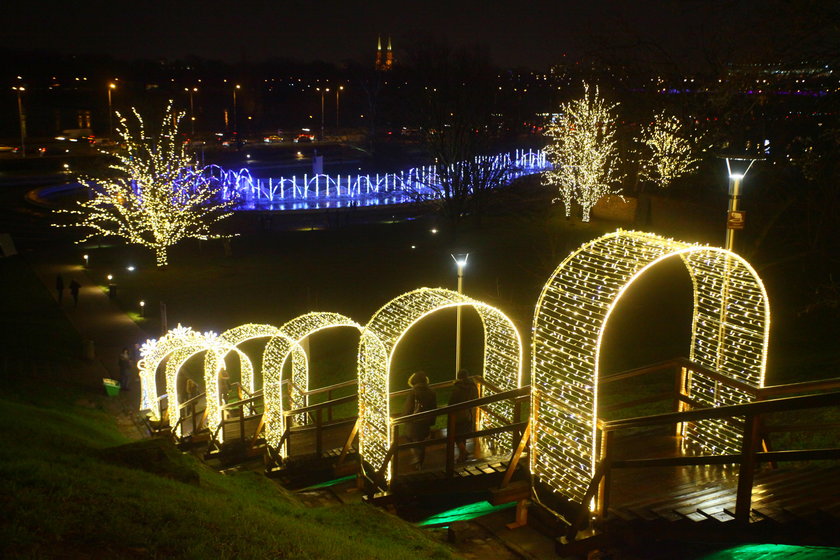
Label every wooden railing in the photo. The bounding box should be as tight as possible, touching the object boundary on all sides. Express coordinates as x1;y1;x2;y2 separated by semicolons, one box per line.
367;383;531;492
557;358;840;541
173;391;207;438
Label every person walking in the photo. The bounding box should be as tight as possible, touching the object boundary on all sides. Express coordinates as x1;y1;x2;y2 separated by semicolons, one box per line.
403;371;437;470
118;347;132;391
448;369;479;462
69;279;81;307
55;274;64;304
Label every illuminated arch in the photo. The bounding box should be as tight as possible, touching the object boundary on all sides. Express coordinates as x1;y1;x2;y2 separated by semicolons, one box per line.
531;230;770;507
262;312;363;452
166;337;250;438
139;324;211;421
203;324;284;438
358;287;524;480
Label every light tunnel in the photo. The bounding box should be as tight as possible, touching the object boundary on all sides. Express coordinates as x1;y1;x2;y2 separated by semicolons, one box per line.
531;230;770;507
358;287;524;480
262;312;363;454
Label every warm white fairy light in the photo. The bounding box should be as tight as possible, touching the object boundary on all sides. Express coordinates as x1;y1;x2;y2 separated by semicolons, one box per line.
202;324;283;439
543;83;622;222
139;324;207;420
54;103;235;267
531;230;769;508
262;312;362;453
358;288;523;481
639;111;700;189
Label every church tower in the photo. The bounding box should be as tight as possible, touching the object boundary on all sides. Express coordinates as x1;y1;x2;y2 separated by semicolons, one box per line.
375;34;393;71
375;35;384;71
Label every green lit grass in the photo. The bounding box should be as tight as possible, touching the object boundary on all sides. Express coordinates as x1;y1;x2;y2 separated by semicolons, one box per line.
0;387;457;559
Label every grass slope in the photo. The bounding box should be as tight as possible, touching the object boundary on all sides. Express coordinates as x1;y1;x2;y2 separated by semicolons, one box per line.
0;385;457;559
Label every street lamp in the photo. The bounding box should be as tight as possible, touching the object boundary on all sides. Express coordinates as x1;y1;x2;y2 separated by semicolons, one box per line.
232;84;241;134
107;82;117;138
723;156;760;251
316;87;330;141
451;252;469;374
139;300;146;317
12;86;26;157
336;85;344;128
185;87;198;135
83;254;89;268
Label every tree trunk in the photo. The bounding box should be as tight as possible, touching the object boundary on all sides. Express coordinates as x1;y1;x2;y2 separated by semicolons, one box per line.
155;245;168;268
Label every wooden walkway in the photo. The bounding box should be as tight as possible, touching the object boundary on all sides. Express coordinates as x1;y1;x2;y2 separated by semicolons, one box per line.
606;431;840;524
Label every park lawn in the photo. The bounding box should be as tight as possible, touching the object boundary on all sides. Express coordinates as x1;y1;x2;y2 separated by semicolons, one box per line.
0;380;458;560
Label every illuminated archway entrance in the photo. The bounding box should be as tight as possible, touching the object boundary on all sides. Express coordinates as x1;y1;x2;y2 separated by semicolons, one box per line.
262;312;362;454
203;324;284;439
531;230;770;507
139;325;214;421
358;288;523;480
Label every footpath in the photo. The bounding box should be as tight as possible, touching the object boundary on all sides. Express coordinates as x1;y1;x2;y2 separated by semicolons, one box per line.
30;249;150;440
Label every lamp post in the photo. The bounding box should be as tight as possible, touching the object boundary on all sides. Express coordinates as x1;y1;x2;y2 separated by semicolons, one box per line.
12;86;26;157
107;82;116;138
185;87;198;135
451;253;469;374
316;87;330;141
723;156;759;251
232;84;241;134
336;85;344;128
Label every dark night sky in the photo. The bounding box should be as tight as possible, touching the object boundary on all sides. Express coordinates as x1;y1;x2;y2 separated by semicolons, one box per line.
1;0;825;70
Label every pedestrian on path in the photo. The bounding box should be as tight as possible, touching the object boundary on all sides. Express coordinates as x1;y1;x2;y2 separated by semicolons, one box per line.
448;368;479;463
403;371;437;470
119;347;132;391
69;279;81;307
55;274;64;304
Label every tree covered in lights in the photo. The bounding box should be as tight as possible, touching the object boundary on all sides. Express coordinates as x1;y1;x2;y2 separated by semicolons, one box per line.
56;104;235;267
543;84;622;222
639;111;700;189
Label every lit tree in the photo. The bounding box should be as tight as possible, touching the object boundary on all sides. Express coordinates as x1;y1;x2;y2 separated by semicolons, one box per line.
543;83;622;222
56;104;235;267
639;111;700;189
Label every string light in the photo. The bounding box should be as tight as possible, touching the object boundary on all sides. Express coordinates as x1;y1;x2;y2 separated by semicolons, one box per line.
531;230;769;508
262;313;362;453
358;288;523;481
639;111;701;189
54;103;236;267
543;83;622;222
203;324;284;439
139;324;211;421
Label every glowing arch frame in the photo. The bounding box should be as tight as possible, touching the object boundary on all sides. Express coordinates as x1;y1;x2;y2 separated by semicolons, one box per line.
358;287;524;480
166;339;250;438
203;324;285;439
531;230;770;507
139;324;215;421
262;312;363;452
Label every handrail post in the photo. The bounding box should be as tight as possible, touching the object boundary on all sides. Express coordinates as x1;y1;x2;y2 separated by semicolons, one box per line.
598;430;614;519
315;408;323;458
239;403;245;441
328;388;333;422
735;413;760;523
392;424;400;477
446;412;456;477
675;366;687;436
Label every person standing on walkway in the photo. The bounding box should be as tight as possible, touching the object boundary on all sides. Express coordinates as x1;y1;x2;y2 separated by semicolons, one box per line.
403;371;437;470
55;274;64;304
448;369;479;462
118;347;132;391
69;279;81;307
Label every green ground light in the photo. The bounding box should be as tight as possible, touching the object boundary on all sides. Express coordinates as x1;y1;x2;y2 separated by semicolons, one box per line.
299;475;357;491
699;543;840;559
417;500;517;527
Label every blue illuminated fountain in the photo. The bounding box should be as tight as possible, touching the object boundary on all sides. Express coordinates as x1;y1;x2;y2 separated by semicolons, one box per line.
207;149;549;211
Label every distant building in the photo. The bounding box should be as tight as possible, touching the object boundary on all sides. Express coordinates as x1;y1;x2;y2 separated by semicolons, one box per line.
375;35;394;72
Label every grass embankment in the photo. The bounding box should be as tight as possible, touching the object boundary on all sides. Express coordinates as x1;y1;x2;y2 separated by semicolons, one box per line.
0;257;456;560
